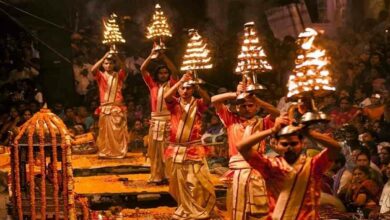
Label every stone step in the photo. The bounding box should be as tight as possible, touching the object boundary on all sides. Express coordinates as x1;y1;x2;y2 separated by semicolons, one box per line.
71;152;150;177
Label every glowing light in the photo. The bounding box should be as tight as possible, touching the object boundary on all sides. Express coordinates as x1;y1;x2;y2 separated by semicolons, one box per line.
235;21;272;73
287;28;335;98
102;13;126;45
146;4;172;39
180;29;213;71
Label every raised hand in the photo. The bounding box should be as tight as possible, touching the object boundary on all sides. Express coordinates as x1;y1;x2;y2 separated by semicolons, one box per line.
150;46;160;59
180;73;192;83
236;82;246;94
272;113;290;133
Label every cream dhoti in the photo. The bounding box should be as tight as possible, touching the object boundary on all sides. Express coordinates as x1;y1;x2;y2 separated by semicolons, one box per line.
148;111;170;182
168;142;216;219
224;154;268;220
97;105;128;158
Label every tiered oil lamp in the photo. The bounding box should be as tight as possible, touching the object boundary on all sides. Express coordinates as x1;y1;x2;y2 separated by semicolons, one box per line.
180;29;213;85
146;4;172;58
102;13;126;54
235;22;272;102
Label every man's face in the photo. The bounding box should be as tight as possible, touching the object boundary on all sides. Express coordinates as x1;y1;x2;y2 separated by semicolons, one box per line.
65;108;74;118
339;100;351;111
238;99;258;119
354;89;364;100
127;102;135;111
362;132;374;143
178;85;194;99
134;121;143;131
360;52;369;62
102;59;114;71
353;168;368;183
386;163;390;179
379;148;390;164
370;96;380;105
276;135;303;164
356;154;370;167
78;107;88;117
345;132;358;142
54;103;63;113
23;110;32;120
157;67;170;82
370;55;380;66
30;103;38;112
324;96;336;106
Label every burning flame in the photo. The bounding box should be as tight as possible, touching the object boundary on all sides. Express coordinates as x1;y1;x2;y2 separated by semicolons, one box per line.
235;21;272;73
181;29;213;71
102;13;126;44
287;28;335;98
146;4;172;39
180;29;213;71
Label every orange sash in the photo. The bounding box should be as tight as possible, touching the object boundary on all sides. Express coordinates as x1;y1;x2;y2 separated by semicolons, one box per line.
272;156;313;220
173;98;198;163
101;72;119;114
150;83;171;141
156;82;169;113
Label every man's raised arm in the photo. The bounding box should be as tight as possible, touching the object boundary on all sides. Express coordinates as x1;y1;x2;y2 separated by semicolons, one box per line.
164;73;191;103
91;52;110;75
303;130;341;161
237;114;289;160
161;53;178;80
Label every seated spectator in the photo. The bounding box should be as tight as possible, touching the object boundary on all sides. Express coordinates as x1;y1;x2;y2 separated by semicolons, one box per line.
340;166;380;215
75;105;94;130
16;109;32;127
63;107;76;127
378;143;390;179
28;101;40;113
355;150;383;187
128;119;147;154
52;102;65;118
353;87;367;106
379;162;390;215
330;97;359;128
320;93;338;114
0;107;20;143
134;104;144;120
201;114;227;158
332;153;353;196
360;93;385;122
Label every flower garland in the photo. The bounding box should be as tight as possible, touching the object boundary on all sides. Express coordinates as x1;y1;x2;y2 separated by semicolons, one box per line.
76;196;89;220
11;108;79;219
13;121;29;219
62;143;69;220
66;146;77;220
27;124;36;219
45;114;60;220
38;115;47;219
13;140;23;219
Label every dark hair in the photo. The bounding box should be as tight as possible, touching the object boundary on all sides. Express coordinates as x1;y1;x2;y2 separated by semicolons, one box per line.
104;56;115;63
356;149;371;162
353;165;371;176
153;65;170;82
362;129;377;140
275;132;304;140
335;153;346;167
338;96;352;105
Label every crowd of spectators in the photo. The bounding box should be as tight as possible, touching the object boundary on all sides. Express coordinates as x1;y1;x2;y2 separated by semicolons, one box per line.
0;8;389;218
